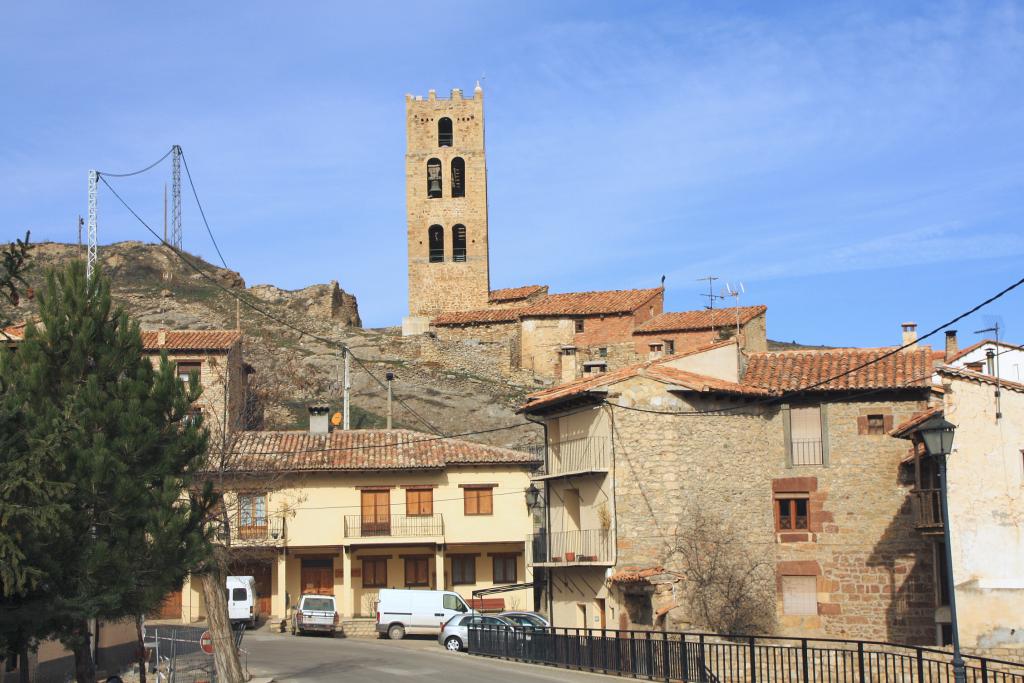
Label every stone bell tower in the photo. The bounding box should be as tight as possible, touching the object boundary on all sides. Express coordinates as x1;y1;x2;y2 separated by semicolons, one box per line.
402;85;491;335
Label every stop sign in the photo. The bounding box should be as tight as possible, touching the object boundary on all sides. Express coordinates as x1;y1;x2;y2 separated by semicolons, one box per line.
199;630;214;655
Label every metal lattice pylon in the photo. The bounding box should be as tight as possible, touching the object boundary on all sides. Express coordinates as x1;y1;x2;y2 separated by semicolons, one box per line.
171;145;182;249
86;170;98;281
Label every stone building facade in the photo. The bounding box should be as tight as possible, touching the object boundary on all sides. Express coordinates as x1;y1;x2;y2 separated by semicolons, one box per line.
141;329;251;440
519;342;939;644
632;304;767;357
404;86;491;328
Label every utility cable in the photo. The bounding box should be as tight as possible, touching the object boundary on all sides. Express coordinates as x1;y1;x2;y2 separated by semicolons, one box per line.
179;149;229;270
99;175;445;435
96;147;174;178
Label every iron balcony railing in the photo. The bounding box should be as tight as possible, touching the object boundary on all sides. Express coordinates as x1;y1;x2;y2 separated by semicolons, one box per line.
343;514;444;538
528;528;613;565
468;627;1024;683
231;514;285;546
911;489;944;531
791;438;823;466
535;436;611;478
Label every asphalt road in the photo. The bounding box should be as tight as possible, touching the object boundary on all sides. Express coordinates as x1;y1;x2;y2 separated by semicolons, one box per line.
243;631;623;682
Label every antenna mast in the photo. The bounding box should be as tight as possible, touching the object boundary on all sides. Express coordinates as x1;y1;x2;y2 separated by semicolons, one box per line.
171;145;182;249
698;275;724;332
86;170;98;281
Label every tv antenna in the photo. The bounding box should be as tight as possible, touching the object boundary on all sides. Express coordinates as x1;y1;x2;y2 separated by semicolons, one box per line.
724;282;746;341
973;321;1002;420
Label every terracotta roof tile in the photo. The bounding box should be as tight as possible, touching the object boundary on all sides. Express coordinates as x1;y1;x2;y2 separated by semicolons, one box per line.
608;566;667;584
489;285;547;302
946;338;1024;363
141;329;242;352
937;366;1024;394
432;308;525;326
743;348;932;393
890;407;943;439
520;288;663;317
217;428;540;473
1;323;26;341
634;305;766;334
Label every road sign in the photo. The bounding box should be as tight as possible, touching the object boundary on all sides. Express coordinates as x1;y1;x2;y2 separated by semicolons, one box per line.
200;630;214;655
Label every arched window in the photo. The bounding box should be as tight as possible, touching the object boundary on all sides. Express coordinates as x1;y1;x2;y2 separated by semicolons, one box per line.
428;225;444;263
438;118;453;147
452;224;467;262
451;157;465;197
427;158;442;199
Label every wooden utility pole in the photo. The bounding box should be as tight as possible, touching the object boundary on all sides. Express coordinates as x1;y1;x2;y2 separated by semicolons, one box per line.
385;372;394;430
343;348;351;430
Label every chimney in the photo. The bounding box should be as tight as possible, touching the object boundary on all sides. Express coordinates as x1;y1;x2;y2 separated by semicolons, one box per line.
308;404;330;434
966;360;985;373
901;322;917;348
157;328;167;347
944;330;958;362
986;348;996;376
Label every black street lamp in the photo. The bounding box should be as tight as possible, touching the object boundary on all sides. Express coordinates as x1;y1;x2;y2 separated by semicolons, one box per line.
525;483;541;510
916;415;964;683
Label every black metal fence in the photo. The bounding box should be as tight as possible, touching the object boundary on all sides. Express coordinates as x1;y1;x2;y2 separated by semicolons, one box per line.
468;626;1024;683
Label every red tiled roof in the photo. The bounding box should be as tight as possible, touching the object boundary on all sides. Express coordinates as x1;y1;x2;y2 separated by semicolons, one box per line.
520;288;663;317
890;407;943;439
141;330;242;352
489;285;547;302
634;305;766;334
520;345;769;413
217;429;540;473
947;338;1024;363
1;323;26;341
608;566;667;584
937;366;1024;394
432;308;524;326
743;348;932;393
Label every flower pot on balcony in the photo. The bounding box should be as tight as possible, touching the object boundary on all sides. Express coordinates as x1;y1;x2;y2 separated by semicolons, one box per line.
565;551;576;562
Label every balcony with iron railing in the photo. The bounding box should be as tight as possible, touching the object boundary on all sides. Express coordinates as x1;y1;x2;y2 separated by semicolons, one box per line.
531;437;611;480
791;438;824;466
911;489;944;533
527;528;614;566
343;514;445;539
229;515;286;547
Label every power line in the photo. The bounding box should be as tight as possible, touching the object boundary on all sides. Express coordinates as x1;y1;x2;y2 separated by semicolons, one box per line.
98;175;445;435
179;149;229;270
97;147;174;179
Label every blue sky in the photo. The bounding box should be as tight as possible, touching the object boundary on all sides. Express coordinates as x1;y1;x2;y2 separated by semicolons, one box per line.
2;2;1022;347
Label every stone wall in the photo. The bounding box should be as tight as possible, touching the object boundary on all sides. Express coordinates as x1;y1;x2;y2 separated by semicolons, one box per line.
633;312;767;356
603;377;936;643
248;280;361;327
406;89;490;317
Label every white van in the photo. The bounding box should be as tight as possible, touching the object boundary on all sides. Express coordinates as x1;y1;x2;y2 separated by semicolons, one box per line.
375;589;471;639
226;575;258;628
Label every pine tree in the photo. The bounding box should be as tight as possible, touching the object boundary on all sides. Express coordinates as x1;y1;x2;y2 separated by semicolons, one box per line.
0;262;216;683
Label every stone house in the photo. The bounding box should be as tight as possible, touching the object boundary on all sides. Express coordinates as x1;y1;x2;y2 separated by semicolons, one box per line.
892;364;1024;650
174;415;541;625
140;329;252;440
518;341;940;644
632;304;767;358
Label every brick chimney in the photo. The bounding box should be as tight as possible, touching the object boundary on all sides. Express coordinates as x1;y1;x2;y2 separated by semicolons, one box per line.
157;328;167;347
308;404;330;434
944;330;958;362
901;322;917;348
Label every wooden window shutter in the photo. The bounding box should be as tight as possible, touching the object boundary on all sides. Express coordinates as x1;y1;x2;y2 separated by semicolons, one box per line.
883;414;894;433
820;404;830;467
857;416;869;435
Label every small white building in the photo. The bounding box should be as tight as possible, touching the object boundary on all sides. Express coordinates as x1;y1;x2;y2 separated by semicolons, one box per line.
943;332;1024;384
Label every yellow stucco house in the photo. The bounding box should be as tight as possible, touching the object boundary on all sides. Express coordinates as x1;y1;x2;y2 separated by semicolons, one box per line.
178;422;540;625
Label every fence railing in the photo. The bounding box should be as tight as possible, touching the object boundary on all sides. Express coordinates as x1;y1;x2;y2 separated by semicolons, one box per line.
527;528;613;565
544;436;611;477
912;489;944;530
231;515;285;546
468;627;1024;683
343;514;444;538
145;624;247;683
791;438;824;466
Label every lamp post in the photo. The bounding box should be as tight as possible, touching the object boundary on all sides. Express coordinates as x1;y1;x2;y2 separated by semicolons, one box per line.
525;483;541;510
917;415;964;683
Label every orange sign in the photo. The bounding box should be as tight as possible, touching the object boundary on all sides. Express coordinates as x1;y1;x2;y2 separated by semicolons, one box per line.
331;412;342;426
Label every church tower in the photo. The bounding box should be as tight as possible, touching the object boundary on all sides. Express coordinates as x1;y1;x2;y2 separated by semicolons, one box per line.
402;85;490;334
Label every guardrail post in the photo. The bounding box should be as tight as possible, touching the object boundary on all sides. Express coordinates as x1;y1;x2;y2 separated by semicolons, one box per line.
630;630;638;679
916;646;924;683
646;630;654;680
857;641;865;683
662;632;672;683
681;634;690;683
981;657;989;683
749;636;757;683
801;639;809;683
698;634;707;683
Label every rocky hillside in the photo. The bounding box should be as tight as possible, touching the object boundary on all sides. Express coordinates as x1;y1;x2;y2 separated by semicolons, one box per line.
3;241;543;450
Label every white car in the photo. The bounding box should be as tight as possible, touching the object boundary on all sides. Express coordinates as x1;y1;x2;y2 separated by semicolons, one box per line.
291;594;339;636
375;589;471;639
438;614;515;652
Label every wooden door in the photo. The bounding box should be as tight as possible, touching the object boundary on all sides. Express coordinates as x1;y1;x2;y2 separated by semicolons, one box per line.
361;490;390;536
150;589;182;620
596;598;606;630
301;559;334;595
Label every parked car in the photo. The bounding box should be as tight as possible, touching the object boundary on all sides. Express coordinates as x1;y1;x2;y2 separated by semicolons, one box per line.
226;576;259;628
438;614;515;652
498;611;550;631
291;594;339;636
375;589;471;640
